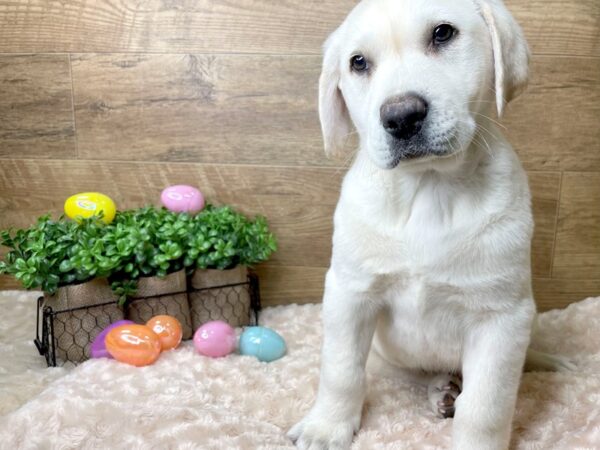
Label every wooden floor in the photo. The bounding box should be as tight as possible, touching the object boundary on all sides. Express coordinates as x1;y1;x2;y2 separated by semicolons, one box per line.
0;0;599;309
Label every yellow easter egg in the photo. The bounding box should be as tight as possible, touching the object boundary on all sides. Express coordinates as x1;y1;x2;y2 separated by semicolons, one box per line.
64;192;116;224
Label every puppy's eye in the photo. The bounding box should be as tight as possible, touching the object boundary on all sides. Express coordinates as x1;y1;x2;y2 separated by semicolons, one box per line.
350;54;369;73
432;24;456;45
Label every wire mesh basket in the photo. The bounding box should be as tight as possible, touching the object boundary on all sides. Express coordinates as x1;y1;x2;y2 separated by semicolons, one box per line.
35;272;261;367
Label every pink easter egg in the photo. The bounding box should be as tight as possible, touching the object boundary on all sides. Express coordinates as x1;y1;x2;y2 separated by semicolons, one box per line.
161;185;205;214
193;321;236;358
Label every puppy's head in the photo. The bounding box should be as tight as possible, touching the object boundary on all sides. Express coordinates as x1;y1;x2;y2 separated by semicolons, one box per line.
319;0;529;170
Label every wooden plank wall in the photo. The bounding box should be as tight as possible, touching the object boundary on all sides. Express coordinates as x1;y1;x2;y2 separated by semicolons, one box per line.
0;0;599;310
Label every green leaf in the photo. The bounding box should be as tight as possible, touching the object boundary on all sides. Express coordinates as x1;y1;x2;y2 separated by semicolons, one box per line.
59;260;73;272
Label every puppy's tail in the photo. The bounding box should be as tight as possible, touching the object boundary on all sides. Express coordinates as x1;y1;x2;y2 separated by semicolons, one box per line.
524;348;577;372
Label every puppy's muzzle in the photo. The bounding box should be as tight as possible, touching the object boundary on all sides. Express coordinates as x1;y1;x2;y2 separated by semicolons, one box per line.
380;94;428;141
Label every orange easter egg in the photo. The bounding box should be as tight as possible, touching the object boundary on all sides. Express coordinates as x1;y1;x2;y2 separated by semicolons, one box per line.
105;324;162;367
146;315;183;351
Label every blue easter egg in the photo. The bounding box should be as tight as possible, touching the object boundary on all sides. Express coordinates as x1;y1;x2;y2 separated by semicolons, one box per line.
239;326;286;362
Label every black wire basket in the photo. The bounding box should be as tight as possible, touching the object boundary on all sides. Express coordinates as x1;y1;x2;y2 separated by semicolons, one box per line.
34;272;261;367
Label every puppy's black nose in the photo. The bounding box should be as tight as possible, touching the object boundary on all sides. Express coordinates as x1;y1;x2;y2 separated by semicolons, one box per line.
380;94;428;140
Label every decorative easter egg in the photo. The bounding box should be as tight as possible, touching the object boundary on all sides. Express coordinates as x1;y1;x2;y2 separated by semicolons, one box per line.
105;324;162;367
239;326;286;362
193;320;236;358
146;315;183;351
64;192;117;224
160;185;204;214
91;320;135;359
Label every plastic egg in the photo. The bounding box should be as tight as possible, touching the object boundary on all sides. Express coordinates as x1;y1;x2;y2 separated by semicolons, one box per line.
64;192;117;224
90;320;134;359
105;324;162;367
239;326;286;362
146;315;183;351
161;185;204;214
193;320;236;358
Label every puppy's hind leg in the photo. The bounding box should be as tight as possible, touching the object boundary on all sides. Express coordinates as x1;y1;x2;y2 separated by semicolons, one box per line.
452;308;534;450
427;372;462;419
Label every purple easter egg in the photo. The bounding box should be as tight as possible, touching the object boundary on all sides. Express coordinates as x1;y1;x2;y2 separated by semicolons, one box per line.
91;320;135;359
161;185;205;214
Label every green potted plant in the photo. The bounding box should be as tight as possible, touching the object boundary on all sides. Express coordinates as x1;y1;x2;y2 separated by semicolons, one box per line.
0;215;124;363
108;207;194;339
184;205;277;329
0;202;277;364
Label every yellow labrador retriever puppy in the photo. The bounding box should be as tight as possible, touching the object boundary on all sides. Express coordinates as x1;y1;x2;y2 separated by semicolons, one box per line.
288;0;573;449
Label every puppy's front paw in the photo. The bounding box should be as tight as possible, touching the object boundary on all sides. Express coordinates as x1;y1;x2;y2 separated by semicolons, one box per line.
287;410;360;450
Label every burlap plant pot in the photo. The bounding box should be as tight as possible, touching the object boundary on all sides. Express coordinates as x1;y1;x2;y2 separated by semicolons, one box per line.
189;265;251;331
43;277;124;364
126;269;193;339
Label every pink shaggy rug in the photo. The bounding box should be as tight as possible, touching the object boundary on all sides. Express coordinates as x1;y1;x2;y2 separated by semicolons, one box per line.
1;291;599;449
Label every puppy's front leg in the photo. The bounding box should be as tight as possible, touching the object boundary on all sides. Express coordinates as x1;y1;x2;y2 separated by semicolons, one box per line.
288;269;379;450
452;307;534;450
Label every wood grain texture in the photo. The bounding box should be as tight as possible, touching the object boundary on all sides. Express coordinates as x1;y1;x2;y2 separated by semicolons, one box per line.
0;0;351;54
0;1;598;56
529;172;561;277
254;265;326;306
70;53;600;171
0;275;19;290
506;56;600;172
0;54;76;159
533;278;600;311
71;53;327;166
506;0;600;57
553;172;600;279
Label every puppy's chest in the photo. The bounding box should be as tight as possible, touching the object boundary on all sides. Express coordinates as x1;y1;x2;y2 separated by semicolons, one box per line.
375;276;467;371
349;223;461;275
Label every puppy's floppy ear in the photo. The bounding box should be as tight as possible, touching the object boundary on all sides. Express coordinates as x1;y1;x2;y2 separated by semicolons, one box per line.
477;0;530;117
319;32;353;156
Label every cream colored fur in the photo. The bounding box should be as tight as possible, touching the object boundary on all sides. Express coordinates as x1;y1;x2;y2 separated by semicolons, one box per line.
289;1;573;449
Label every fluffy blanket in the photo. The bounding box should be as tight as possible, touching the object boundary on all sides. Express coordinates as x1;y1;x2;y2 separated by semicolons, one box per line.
1;290;599;449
